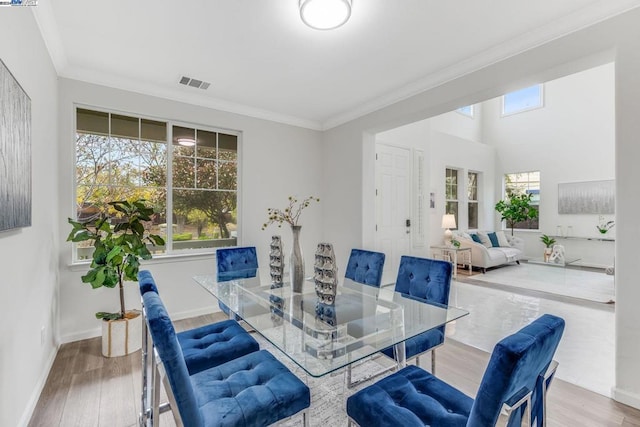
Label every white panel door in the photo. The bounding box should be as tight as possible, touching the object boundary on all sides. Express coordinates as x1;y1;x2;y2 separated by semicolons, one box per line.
375;144;412;283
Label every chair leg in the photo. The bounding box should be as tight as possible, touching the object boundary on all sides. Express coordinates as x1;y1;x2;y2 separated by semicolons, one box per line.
431;349;436;375
303;410;309;427
140;309;150;427
151;351;161;427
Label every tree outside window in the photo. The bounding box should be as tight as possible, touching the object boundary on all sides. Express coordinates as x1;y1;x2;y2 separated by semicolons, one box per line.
74;108;238;259
468;172;478;229
500;171;540;230
445;168;459;228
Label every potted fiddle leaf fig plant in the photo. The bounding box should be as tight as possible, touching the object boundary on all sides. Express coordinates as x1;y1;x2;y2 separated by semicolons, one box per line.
495;193;539;236
67;199;165;357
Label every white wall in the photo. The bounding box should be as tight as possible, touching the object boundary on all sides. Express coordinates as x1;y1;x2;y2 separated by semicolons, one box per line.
322;8;640;408
482;63;615;266
429;130;495;240
57;79;324;342
430;105;483;144
375;111;494;254
0;9;59;427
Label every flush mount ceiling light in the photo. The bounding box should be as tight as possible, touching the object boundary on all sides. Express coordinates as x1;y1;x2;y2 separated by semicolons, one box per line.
299;0;352;30
177;138;196;147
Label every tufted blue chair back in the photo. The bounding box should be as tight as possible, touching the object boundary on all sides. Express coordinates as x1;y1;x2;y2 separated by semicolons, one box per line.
468;314;565;427
394;256;452;305
216;246;259;279
138;269;159;295
142;291;203;427
345;249;386;287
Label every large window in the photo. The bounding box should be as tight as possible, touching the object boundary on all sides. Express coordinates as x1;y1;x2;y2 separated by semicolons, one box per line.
468;172;478;229
74;107;238;259
445;168;458;228
502;84;543;116
503;171;540;230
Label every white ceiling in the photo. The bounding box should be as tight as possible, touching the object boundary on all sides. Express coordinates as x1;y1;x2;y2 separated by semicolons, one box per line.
34;0;640;130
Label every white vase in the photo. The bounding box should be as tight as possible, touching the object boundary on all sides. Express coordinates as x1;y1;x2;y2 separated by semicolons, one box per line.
101;310;142;357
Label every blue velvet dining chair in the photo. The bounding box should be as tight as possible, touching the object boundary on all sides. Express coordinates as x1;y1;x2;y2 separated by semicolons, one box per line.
138;270;259;426
215;246;259;317
343;249;386;387
347;314;565;427
381;255;453;374
142;289;311;427
344;248;386;287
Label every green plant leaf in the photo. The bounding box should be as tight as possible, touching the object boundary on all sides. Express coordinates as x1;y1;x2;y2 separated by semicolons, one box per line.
96;312;122;321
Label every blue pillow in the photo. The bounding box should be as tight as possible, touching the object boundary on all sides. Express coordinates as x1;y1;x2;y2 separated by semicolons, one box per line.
488;232;500;247
471;234;482;244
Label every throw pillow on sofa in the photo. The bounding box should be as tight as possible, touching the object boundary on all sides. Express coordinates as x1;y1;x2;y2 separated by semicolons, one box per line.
487;232;500;247
495;231;511;247
470;233;482;244
476;231;493;248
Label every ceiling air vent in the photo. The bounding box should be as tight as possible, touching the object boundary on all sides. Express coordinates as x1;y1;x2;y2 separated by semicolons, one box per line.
179;76;210;90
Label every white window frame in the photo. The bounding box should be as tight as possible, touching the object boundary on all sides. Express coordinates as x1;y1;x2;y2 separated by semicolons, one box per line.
445;168;459;229
502;171;540;231
72;104;242;262
501;84;544;116
467;171;479;230
456;105;474;118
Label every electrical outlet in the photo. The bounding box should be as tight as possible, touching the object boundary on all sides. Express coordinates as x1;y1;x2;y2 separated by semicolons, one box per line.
40;326;45;346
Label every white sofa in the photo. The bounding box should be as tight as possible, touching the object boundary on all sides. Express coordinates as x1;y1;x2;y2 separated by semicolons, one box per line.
452;230;524;273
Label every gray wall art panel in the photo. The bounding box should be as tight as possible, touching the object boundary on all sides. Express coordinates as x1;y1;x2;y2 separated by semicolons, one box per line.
558;180;614;214
0;59;31;231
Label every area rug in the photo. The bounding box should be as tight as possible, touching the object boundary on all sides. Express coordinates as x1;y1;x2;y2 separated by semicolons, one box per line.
458;262;615;304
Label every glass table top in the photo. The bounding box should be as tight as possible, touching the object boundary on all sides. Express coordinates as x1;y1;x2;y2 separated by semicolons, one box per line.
193;270;468;377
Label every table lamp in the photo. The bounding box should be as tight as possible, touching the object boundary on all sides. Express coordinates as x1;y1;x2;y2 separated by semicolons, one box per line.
441;214;456;243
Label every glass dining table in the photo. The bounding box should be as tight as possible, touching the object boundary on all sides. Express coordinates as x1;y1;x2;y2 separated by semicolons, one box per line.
193;270;468;378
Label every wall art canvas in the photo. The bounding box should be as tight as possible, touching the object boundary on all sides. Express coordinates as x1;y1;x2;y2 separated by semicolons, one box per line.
0;58;31;231
558;180;614;214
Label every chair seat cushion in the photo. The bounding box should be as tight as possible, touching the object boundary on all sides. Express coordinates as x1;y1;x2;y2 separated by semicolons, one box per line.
192;350;310;427
346;365;473;427
177;319;259;375
381;327;444;360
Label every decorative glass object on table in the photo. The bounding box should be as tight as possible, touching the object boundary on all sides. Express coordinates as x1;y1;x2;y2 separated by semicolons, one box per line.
269;235;284;283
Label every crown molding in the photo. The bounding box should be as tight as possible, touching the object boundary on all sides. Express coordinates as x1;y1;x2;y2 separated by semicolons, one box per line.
59;66;323;131
31;0;640;132
31;1;68;73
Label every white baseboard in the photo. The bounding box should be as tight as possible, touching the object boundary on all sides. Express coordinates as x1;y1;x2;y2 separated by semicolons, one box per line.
59;307;220;344
17;344;59;427
612;386;640;410
60;327;102;344
171;306;220;322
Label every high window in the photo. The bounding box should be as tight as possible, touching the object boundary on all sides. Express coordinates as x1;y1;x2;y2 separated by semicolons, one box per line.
503;171;540;230
74;107;239;260
445;168;459;228
468;172;478;229
502;84;544;116
456;105;474;118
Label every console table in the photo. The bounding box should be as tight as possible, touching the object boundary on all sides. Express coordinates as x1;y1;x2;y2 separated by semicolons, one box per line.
430;246;472;278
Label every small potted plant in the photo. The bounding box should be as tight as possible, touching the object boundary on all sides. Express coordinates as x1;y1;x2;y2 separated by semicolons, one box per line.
540;234;556;262
596;215;615;234
67;199;165;357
